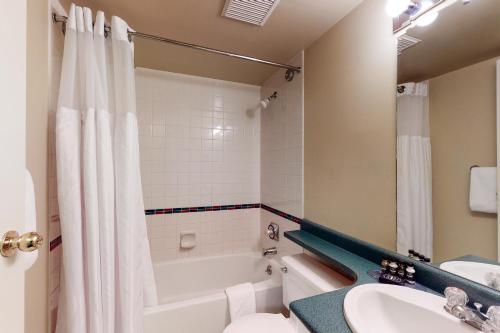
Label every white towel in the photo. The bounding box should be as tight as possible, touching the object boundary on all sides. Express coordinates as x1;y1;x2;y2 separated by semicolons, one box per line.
470;167;497;213
225;283;256;322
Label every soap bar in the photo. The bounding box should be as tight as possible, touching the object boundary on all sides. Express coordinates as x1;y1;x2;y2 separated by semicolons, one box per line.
378;273;405;286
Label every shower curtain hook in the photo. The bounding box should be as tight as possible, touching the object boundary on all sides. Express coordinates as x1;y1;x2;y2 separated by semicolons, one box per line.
52;13;66;35
285;69;295;82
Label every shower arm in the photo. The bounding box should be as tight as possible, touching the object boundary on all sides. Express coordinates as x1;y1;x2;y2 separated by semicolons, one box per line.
52;13;301;82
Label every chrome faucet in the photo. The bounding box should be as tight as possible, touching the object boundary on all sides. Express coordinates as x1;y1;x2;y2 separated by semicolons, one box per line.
444;287;500;332
263;246;278;257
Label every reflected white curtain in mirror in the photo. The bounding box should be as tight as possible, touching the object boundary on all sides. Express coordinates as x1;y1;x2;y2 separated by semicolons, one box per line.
55;5;157;333
396;81;433;259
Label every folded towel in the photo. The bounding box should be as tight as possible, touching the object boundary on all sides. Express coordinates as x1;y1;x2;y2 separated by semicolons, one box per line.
470;167;497;213
225;283;256;322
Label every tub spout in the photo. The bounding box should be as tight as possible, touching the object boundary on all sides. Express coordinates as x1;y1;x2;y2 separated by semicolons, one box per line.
263;247;278;257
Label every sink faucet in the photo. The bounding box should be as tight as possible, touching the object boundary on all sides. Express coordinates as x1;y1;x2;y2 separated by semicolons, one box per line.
263;247;278;257
444;287;500;332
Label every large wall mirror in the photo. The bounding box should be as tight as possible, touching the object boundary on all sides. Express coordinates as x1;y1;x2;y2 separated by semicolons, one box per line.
395;0;500;290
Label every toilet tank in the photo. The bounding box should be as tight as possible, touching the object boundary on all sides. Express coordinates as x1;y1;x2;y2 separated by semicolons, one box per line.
281;253;353;309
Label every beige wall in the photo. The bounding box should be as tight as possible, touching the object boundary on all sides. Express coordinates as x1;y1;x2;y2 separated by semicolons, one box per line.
26;0;50;332
304;0;397;249
430;56;499;262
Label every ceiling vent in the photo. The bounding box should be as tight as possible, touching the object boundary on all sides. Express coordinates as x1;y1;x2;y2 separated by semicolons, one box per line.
398;34;421;55
222;0;280;26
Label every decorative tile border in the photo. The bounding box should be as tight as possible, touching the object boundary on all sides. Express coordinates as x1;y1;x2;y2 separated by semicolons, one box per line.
49;203;302;252
145;203;302;224
50;235;62;251
144;203;261;215
261;204;302;224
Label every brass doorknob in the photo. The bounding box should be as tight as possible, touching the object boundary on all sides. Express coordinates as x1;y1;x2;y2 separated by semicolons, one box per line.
0;231;43;257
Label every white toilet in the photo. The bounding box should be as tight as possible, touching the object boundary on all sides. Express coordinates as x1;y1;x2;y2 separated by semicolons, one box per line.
223;253;352;333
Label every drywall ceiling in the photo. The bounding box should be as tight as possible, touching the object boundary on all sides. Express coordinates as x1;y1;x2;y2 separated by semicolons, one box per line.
398;0;500;83
75;0;363;85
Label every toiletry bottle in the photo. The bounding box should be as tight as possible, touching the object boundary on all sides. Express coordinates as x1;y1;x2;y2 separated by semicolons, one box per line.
389;261;398;276
405;265;416;285
381;259;389;273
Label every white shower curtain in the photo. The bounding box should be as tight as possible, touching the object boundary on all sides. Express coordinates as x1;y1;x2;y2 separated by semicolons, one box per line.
396;82;433;259
55;5;157;333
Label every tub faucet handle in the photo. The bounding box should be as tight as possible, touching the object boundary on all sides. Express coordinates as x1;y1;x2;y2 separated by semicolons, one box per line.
262;247;278;257
266;223;279;241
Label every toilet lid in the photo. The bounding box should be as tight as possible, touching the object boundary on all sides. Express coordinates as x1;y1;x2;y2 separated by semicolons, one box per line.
223;314;295;333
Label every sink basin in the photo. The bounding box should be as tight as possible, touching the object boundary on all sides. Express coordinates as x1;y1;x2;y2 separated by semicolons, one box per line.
440;261;500;288
344;284;479;333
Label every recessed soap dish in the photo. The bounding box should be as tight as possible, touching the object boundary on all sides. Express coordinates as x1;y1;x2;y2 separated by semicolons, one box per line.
180;231;197;249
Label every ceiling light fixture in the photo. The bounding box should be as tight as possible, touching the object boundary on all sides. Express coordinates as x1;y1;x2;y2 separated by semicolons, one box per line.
386;0;412;17
415;0;439;26
393;0;458;37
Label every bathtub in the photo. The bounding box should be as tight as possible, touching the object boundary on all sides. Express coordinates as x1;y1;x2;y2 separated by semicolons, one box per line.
144;253;283;333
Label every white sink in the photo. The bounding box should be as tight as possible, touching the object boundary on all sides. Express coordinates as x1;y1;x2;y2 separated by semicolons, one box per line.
440;261;500;288
344;284;479;333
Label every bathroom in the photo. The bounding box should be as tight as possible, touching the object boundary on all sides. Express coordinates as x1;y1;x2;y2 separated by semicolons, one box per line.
1;0;500;332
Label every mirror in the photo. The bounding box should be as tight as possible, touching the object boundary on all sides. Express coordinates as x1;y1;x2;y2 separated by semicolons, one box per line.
395;0;500;290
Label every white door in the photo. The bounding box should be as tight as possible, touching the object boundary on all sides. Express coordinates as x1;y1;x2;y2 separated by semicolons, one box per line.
0;0;30;331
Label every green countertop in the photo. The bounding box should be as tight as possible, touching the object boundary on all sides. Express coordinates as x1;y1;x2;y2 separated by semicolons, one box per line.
285;230;377;333
284;223;500;333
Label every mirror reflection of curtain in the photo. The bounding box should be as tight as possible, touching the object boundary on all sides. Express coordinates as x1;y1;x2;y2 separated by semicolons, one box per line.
396;82;433;259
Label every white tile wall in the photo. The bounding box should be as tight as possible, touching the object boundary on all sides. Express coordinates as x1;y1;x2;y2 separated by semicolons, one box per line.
260;53;304;257
260;209;303;257
261;53;304;219
147;208;261;262
136;68;263;262
135;68;261;209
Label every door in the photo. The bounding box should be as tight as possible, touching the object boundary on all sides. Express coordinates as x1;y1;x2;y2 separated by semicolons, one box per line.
0;0;29;331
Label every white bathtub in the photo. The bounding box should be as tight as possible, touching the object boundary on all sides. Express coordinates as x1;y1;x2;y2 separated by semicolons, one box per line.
144;253;283;333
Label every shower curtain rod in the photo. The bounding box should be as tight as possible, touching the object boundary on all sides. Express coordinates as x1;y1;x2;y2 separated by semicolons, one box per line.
52;13;301;80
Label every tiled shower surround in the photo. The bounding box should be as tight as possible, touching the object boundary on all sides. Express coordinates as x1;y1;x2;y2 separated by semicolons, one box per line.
260;53;304;257
135;62;304;261
261;53;304;219
146;208;261;261
48;55;304;329
136;68;261;209
136;69;263;259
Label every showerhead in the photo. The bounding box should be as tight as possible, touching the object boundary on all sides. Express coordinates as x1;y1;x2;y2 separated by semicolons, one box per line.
260;91;278;110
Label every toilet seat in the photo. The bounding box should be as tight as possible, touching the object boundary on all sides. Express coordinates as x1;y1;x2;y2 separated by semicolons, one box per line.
223;313;295;333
